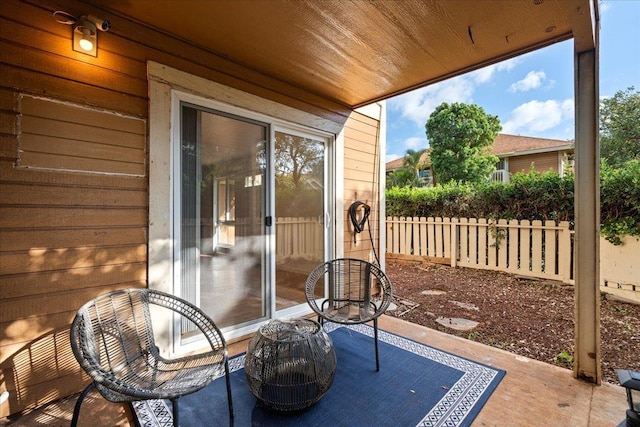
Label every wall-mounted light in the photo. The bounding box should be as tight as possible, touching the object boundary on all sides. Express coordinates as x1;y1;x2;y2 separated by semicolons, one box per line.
54;11;110;57
73;17;97;55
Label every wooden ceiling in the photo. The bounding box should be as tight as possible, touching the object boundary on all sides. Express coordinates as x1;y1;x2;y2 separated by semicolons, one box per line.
88;0;596;108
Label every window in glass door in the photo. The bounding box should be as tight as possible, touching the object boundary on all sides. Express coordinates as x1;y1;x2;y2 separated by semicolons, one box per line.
179;104;268;334
274;130;327;312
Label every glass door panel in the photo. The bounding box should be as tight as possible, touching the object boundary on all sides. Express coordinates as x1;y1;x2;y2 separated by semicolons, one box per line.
274;130;325;311
180;104;268;334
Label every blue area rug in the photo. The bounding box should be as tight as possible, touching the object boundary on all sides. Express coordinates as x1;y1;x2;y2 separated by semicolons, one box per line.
133;324;505;427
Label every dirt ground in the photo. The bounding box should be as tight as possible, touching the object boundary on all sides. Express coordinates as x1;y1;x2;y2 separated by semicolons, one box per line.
384;260;640;384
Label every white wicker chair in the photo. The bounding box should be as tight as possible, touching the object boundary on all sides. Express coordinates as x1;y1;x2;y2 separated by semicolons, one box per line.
70;288;233;427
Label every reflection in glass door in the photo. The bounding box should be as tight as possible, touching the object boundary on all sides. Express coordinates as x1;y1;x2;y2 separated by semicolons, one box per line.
274;130;326;312
179;104;268;335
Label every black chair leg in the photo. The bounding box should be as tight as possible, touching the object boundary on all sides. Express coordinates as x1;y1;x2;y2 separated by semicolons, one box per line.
374;318;380;372
224;359;234;418
126;402;142;427
71;382;94;427
171;398;179;427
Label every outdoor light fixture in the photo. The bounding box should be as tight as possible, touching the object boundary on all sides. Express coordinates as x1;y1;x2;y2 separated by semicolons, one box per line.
54;11;110;57
73;17;97;55
617;369;640;427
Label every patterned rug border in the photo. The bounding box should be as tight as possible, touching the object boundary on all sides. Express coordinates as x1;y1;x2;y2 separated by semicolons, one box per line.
133;323;504;427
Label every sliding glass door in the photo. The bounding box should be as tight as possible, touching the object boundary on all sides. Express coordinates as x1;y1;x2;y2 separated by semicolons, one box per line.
178;104;268;335
274;129;327;312
175;96;332;342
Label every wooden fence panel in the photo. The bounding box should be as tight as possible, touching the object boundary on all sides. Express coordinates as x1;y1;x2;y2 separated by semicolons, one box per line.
508;219;519;273
468;218;478;267
459;218;468;265
558;221;572;281
520;220;531;274
477;218;488;268
443;217;451;259
531;220;543;275
276;217;323;260
545;220;558;276
450;218;458;267
411;216;419;256
400;217;409;254
419;217;428;256
497;219;508;271
434;217;443;258
385;217;574;284
488;221;497;268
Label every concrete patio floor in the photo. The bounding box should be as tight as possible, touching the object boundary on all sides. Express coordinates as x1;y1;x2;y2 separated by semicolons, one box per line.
1;315;628;426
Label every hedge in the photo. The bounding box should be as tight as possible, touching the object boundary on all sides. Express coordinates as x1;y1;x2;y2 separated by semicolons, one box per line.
385;160;640;245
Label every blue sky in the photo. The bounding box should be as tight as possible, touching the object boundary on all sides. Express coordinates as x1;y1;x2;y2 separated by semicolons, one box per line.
385;0;640;162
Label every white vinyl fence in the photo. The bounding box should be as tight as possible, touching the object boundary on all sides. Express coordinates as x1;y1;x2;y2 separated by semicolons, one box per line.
386;216;574;283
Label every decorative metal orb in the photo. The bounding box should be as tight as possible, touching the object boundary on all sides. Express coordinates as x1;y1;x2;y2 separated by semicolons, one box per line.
245;319;337;412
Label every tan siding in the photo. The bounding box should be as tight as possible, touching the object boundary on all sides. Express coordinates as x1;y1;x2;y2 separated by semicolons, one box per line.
19;97;146;175
1;264;147;300
342;112;381;261
0;89;19;159
0;0;152;411
0;206;147;228
0;0;355;416
509;152;559;174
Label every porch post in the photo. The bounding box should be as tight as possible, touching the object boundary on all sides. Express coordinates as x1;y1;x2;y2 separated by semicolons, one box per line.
573;29;601;383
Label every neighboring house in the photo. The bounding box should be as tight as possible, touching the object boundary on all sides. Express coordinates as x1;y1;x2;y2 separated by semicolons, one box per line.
0;0;600;418
491;134;574;182
386;134;574;186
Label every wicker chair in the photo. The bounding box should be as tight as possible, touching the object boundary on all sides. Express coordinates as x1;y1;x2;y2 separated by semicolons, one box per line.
70;288;233;427
305;258;393;371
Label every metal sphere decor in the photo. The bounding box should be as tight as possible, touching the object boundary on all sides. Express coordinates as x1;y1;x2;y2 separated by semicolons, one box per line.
244;318;337;412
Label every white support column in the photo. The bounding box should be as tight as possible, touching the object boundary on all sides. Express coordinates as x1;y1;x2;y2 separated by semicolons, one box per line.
573;43;601;383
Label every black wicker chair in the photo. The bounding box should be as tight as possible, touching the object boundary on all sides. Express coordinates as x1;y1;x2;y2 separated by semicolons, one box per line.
70;288;233;427
305;258;393;371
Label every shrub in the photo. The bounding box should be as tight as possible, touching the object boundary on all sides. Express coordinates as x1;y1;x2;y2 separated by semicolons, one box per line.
386;164;640;244
600;159;640;244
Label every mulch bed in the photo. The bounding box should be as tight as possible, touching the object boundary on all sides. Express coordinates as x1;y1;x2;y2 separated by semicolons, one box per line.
384;260;640;384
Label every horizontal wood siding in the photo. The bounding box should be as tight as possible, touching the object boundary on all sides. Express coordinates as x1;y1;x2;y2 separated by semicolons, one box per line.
0;0;354;417
0;0;606;422
509;152;559;174
19;96;146;175
343;111;381;261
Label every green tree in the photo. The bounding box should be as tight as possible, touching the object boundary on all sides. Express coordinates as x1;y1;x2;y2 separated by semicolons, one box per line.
402;148;427;179
425;102;501;184
386;168;420;188
600;87;640;168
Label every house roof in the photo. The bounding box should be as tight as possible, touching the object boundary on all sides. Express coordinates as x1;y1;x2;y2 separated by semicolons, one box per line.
85;0;597;110
385;134;574;171
493;134;574;156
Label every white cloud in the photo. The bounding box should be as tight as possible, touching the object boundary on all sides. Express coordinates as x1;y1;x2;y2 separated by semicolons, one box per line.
388;57;519;127
502;99;574;134
599;1;612;14
470;57;519;84
402;136;428;151
508;70;546;93
388;76;475;126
